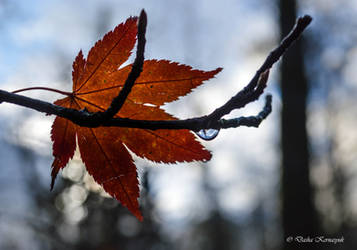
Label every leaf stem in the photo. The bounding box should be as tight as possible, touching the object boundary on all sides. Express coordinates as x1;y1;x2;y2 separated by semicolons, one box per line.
12;87;73;97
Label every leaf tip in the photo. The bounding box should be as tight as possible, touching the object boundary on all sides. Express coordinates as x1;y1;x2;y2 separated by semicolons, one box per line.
215;67;224;74
135;211;144;221
203;149;213;162
50;178;55;191
50;158;61;191
206;67;223;80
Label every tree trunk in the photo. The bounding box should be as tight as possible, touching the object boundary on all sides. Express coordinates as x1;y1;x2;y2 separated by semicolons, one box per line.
278;0;320;249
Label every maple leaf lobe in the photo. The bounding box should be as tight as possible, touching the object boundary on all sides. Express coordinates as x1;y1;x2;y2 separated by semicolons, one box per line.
50;98;77;190
74;16;138;93
77;126;142;220
125;59;222;105
72;50;85;91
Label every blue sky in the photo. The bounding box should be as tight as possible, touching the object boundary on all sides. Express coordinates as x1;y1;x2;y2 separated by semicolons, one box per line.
0;0;284;245
5;0;357;248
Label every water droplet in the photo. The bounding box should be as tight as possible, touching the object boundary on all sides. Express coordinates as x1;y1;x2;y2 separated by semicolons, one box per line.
195;128;220;141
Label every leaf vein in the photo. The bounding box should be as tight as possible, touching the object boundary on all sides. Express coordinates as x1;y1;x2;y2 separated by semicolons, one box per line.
76;24;134;92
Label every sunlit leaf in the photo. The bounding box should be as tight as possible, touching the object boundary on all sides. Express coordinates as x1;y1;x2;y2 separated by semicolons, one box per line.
51;15;221;220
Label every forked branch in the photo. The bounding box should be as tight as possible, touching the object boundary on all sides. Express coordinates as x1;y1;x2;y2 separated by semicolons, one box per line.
0;11;312;133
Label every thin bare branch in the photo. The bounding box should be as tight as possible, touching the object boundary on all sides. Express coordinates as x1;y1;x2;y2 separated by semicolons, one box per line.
204;15;312;122
101;9;147;120
217;94;272;129
0;88;270;130
0;15;312;133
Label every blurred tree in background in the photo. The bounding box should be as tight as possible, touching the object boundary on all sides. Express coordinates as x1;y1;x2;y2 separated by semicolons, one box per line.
278;0;321;249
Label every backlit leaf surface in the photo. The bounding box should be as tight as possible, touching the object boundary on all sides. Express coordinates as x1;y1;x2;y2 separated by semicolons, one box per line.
51;16;221;220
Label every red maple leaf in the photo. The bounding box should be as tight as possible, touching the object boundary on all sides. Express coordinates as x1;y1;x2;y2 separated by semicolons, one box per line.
50;16;221;220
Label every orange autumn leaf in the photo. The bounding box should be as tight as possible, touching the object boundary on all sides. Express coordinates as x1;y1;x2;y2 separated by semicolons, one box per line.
50;16;221;220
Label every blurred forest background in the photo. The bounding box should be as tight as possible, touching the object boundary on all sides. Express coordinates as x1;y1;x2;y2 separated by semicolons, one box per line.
1;0;357;249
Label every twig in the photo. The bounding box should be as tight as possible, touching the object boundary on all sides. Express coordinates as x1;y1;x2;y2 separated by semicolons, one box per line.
217;94;272;129
101;9;147;120
204;15;312;122
0;15;312;133
0;88;270;130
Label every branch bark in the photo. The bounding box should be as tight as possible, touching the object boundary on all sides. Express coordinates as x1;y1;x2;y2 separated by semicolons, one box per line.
101;9;147;120
0;13;312;133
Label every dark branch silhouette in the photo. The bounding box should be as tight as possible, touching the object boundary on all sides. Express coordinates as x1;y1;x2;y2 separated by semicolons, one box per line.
101;9;147;121
0;11;312;133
